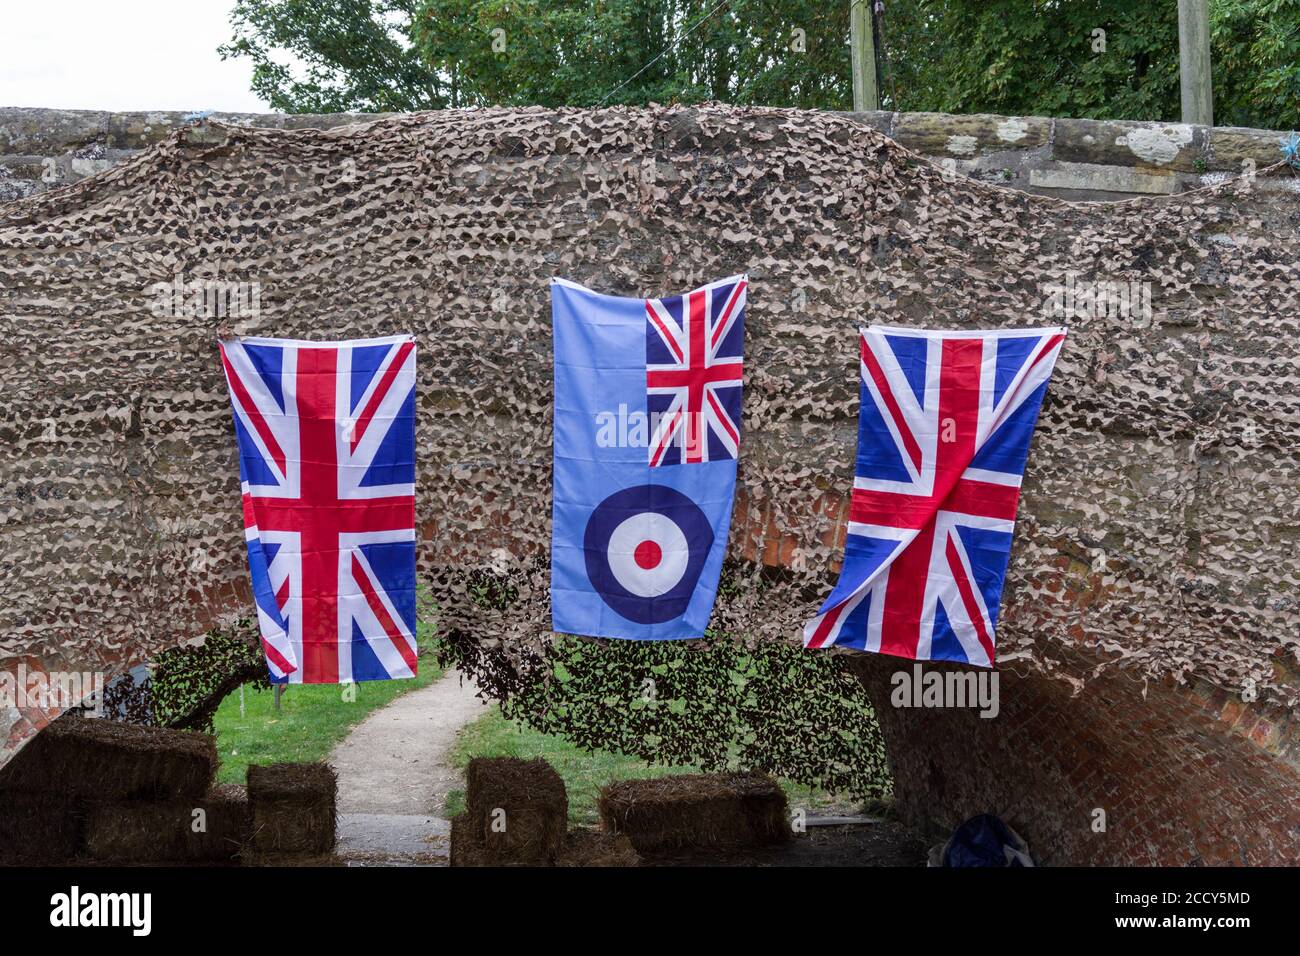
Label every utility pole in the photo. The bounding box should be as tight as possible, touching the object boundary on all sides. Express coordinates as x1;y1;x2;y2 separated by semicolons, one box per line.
1178;0;1213;126
850;0;879;111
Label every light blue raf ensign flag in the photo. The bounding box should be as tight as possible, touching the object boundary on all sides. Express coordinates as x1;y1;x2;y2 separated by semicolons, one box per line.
550;275;747;640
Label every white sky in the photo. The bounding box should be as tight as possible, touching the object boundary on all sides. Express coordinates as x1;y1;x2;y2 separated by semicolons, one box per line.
0;0;274;112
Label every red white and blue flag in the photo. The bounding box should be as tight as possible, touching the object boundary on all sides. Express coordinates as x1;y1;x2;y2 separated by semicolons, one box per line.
645;277;746;465
804;326;1065;667
551;276;745;641
219;335;418;684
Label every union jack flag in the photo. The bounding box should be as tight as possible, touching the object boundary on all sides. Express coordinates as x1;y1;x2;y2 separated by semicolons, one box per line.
804;326;1066;667
645;275;746;465
219;335;418;684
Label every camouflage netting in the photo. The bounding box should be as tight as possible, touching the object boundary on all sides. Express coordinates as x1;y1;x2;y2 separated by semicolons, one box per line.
101;625;268;733
444;601;892;798
2;105;1298;777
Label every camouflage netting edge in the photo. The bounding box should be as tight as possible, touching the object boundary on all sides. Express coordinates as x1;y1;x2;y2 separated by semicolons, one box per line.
2;104;1298;774
101;624;268;733
437;562;891;799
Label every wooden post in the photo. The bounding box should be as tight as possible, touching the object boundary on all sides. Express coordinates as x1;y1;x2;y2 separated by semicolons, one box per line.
850;0;879;111
1178;0;1213;126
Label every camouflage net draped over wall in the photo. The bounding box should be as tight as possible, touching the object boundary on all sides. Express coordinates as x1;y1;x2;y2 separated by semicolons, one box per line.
2;105;1298;773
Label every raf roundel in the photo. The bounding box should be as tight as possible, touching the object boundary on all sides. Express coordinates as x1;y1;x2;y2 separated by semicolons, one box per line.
583;485;714;625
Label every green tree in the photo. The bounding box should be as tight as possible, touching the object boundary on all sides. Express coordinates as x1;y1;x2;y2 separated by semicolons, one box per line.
881;1;1182;120
221;1;1300;132
1212;0;1300;128
413;0;850;108
219;0;448;112
882;0;1300;128
222;0;851;111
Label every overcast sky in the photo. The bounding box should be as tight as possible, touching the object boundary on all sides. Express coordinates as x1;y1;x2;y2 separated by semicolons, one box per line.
0;1;274;112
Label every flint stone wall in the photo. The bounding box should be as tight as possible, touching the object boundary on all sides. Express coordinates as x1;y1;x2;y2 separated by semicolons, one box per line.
1;104;1297;864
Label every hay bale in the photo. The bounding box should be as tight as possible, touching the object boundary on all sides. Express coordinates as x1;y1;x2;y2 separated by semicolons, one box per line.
465;757;568;823
449;812;494;867
0;717;216;801
452;815;641;868
598;772;790;853
0;791;83;864
247;763;336;856
463;757;567;864
83;785;250;863
557;829;642;867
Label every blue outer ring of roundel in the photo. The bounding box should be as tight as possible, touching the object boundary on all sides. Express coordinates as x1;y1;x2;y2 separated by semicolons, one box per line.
583;484;714;625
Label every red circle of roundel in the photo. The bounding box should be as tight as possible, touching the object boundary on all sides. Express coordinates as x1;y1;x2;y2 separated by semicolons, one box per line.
634;540;662;570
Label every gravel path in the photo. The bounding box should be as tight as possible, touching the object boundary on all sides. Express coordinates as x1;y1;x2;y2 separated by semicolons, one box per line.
331;668;490;816
329;670;490;865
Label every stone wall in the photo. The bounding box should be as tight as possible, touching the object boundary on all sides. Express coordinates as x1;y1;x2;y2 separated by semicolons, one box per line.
0;107;1288;203
1;104;1297;864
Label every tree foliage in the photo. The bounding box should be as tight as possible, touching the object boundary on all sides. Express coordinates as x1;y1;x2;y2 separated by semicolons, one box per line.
222;0;1300;128
1211;0;1300;129
413;0;850;108
219;0;447;112
222;0;850;111
881;1;1179;121
883;0;1300;128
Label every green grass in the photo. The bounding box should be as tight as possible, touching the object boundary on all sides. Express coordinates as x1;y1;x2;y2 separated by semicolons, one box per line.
211;654;443;785
443;705;857;826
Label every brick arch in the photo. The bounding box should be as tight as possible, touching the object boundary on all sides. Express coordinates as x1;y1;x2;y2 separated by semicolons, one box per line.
2;106;1298;868
848;654;1300;865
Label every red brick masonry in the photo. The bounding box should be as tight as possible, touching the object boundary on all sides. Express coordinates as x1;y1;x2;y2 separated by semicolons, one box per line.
849;653;1300;866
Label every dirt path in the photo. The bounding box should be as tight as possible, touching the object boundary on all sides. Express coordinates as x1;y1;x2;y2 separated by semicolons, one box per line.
329;669;490;865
